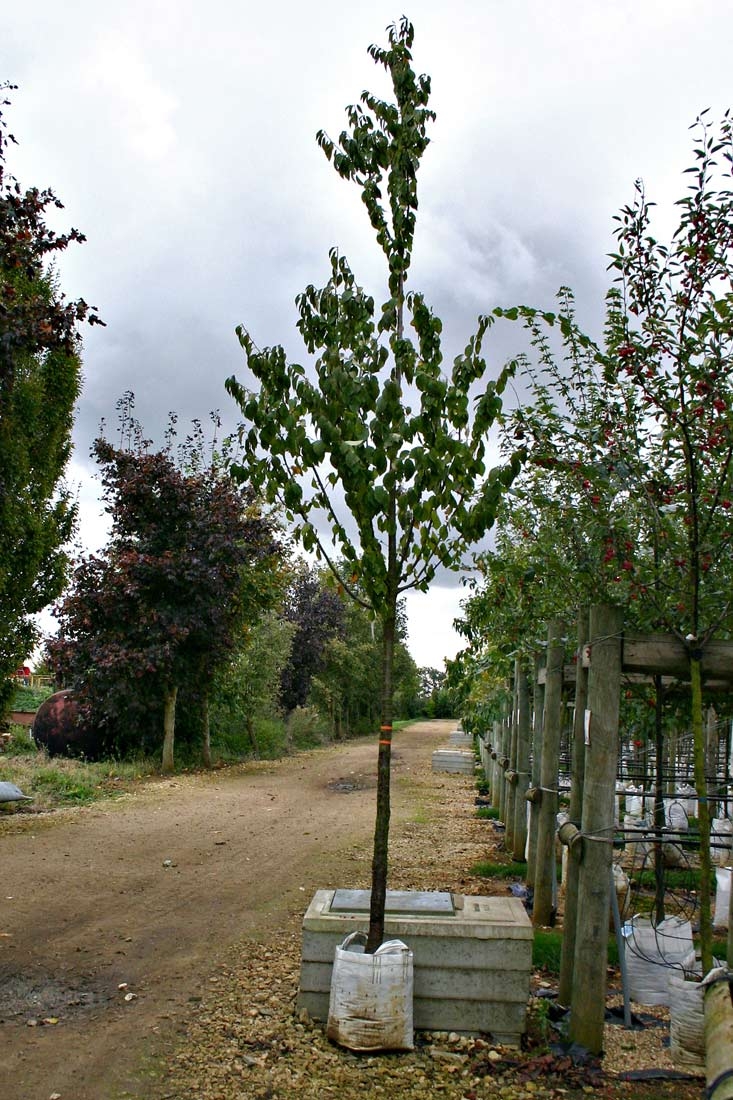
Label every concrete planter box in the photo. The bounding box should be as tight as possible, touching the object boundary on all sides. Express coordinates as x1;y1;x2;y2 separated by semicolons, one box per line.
431;749;475;775
297;889;532;1045
449;731;474;748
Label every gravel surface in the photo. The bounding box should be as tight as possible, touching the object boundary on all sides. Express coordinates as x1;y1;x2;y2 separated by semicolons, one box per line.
147;745;705;1100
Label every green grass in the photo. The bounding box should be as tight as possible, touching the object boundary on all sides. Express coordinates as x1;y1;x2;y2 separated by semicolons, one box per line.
532;929;620;975
476;805;501;820
10;683;54;712
0;751;154;810
470;859;529;879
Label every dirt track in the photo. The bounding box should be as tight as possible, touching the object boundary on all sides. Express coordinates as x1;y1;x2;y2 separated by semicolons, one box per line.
0;720;455;1100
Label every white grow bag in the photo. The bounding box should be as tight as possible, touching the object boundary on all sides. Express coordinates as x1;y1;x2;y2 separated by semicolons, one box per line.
624;915;695;1006
326;931;414;1052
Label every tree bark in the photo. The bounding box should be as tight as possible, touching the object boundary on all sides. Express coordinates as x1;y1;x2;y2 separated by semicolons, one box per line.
161;685;178;774
201;692;212;769
366;605;396;953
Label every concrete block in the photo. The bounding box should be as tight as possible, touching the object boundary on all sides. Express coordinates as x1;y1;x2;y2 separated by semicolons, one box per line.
431;749;475;775
298;890;532;1044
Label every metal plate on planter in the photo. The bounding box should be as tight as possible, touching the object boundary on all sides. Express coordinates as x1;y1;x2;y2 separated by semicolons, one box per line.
329;889;455;916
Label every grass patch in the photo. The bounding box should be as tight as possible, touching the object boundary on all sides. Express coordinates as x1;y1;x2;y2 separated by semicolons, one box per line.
470;859;529;879
476;805;500;820
633;866;702;891
10;683;54;712
532;928;619;975
0;752;154;810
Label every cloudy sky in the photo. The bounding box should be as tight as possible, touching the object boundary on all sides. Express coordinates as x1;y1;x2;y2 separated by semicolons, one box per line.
6;0;732;669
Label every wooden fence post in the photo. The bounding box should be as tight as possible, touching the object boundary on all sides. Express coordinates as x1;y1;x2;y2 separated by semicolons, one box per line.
512;659;531;863
569;604;623;1054
533;619;565;927
490;720;501;810
526;652;545;883
558;608;590;1006
505;664;519;853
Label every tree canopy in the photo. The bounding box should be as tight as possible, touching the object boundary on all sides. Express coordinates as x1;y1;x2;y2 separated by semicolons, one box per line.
0;85;103;716
50;400;284;769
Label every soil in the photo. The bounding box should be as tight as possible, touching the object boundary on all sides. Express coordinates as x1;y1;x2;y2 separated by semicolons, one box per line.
0;720;705;1100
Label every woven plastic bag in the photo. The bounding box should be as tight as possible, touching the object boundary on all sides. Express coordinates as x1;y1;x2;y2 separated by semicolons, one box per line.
625;915;695;1006
326;931;414;1051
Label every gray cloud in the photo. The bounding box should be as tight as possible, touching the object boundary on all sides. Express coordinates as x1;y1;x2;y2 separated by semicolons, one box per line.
7;0;731;666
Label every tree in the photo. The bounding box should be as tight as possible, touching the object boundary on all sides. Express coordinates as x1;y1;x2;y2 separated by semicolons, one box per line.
50;402;284;769
484;112;733;972
211;609;295;757
0;85;103;717
279;563;345;713
312;594;419;736
226;19;521;950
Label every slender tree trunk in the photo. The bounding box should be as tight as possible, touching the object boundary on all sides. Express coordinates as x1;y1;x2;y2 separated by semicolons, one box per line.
161;685;178;774
246;714;260;757
366;603;396;953
201;692;212;769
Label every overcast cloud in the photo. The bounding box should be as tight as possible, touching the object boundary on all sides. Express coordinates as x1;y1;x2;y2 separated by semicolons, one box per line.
5;0;732;668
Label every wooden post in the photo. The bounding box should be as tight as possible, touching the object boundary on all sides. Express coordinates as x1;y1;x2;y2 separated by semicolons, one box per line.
491;720;501;810
569;604;623;1054
558;608;590;1006
533;619;565;927
505;664;519;853
526;653;545;883
707;705;720;821
498;706;510;826
512;659;531;863
704;970;733;1100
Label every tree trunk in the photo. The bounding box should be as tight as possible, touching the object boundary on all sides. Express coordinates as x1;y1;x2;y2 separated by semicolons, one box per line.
569;604;623;1054
161;685;178;774
246;714;260;757
201;692;212;769
366;604;396;953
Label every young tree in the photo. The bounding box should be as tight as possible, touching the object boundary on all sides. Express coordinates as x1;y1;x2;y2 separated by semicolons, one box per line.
0;85;103;717
226;19;521;950
50;403;284;769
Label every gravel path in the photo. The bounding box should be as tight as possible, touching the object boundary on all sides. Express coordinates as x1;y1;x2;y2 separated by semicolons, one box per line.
1;721;705;1100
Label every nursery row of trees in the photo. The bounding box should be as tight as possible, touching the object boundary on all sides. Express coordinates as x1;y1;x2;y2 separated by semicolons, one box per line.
449;109;733;1021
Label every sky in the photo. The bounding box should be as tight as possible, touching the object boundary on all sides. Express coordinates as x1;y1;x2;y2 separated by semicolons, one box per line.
5;0;733;670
